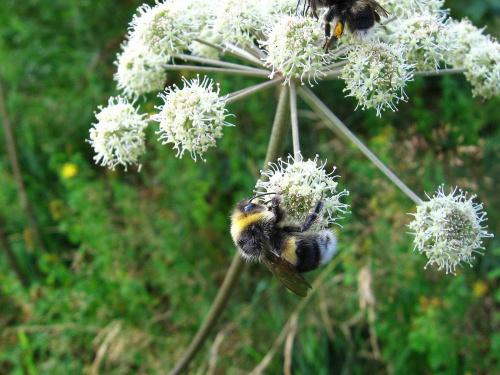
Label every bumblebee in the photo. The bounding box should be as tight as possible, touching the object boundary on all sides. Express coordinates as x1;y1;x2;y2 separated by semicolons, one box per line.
230;193;337;297
300;0;389;50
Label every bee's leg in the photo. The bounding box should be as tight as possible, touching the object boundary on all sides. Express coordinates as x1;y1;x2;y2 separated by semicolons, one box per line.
295;0;301;15
323;6;338;50
297;0;310;17
283;197;324;233
306;0;319;19
269;194;287;222
300;197;324;231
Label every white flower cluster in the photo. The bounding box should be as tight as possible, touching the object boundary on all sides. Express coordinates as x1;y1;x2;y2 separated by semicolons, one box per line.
91;0;500;171
448;19;500;99
342;42;413;116
112;0;499;114
380;0;446;19
115;0;210;98
115;38;167;99
153;76;234;161
210;0;273;49
394;13;458;70
408;186;493;274
261;15;331;85
88;97;148;171
255;154;349;229
130;2;203;60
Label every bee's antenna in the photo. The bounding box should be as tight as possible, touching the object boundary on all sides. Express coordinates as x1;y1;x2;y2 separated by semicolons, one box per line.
249;192;277;203
295;0;302;14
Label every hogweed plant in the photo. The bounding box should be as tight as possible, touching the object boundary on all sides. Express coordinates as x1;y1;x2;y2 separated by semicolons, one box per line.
88;0;496;372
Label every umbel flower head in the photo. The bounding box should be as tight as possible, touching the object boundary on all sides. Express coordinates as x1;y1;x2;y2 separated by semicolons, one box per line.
261;15;331;85
446;18;500;99
211;0;273;49
114;38;167;99
380;0;446;18
342;41;414;116
128;0;206;61
255;153;350;229
408;185;493;274
394;13;458;71
88;96;148;171
153;75;234;161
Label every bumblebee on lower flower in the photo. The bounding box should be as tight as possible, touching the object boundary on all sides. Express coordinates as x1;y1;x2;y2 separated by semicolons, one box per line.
230;192;337;297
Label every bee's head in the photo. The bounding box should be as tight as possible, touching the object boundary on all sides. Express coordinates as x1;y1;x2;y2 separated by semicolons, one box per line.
230;193;279;261
234;193;277;216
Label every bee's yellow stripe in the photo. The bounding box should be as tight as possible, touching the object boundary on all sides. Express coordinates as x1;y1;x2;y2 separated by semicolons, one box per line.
281;237;297;266
230;210;274;242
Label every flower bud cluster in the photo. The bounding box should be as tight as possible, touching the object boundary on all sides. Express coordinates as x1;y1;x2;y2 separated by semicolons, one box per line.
210;0;273;49
261;15;331;85
115;0;210;98
89;97;148;170
342;42;413;116
408;186;493;274
447;19;500;99
114;38;167;99
394;13;458;70
153;76;233;161
255;154;349;229
380;0;445;18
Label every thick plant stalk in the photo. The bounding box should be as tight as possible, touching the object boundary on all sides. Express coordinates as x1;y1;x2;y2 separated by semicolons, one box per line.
226;78;285;104
249;257;342;375
289;81;301;159
0;215;29;287
193;38;265;68
168;86;290;375
0;78;46;252
413;68;466;77
162;65;270;78
175;54;267;72
298;86;423;205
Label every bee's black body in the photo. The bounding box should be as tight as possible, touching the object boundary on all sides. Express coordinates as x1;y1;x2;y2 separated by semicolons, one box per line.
301;0;388;49
230;194;337;296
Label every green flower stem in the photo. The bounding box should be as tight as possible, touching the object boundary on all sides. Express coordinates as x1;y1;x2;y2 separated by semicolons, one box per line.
413;67;466;77
194;38;265;68
320;60;348;73
0;215;29;287
163;64;270;78
289;80;301;159
323;71;343;80
167;86;290;375
175;54;267;73
226;78;284;104
381;16;398;26
298;86;423;205
264;86;290;168
225;43;265;66
167;253;245;375
249;256;342;375
248;41;267;60
331;45;349;59
0;78;46;254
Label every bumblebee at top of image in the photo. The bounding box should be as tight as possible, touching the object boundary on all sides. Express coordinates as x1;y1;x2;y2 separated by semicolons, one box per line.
299;0;389;50
230;193;337;297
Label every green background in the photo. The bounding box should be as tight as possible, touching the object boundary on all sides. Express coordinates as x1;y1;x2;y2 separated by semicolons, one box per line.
1;1;499;374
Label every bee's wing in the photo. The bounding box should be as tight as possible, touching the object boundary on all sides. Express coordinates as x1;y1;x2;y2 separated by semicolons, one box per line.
365;0;389;18
257;234;312;297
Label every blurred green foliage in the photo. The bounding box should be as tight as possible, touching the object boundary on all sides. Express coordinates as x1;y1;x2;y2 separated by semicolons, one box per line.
1;0;499;374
